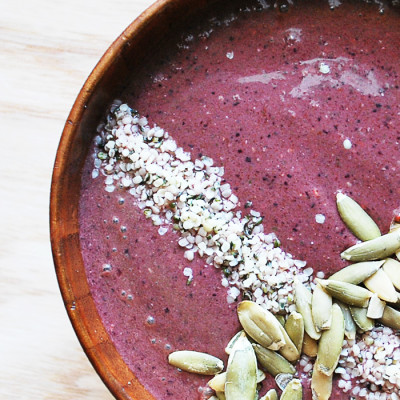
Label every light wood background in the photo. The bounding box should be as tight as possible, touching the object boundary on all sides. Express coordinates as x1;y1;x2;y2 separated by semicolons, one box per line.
0;1;154;398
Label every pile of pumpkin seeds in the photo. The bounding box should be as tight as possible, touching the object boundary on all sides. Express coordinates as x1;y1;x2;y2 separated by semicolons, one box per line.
332;192;400;335
168;300;304;400
168;193;400;399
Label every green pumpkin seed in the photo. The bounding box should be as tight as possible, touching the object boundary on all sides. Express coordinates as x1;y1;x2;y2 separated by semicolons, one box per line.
341;229;400;262
256;369;267;383
382;258;400;290
367;293;386;319
349;306;374;332
259;389;278;400
253;344;296;377
316;303;344;376
389;222;400;261
328;260;384;284
280;379;302;400
225;330;246;355
237;301;285;351
336;301;357;340
276;315;286;327
168;350;224;375
311;363;333;400
379;305;400;330
225;336;257;400
294;279;321;340
208;373;227;392
311;283;332;332
275;373;294;390
390;221;400;232
285;311;304;354
316;278;372;307
302;332;318;358
336;193;381;241
277;322;300;362
208;369;265;392
364;268;398;303
216;392;226;400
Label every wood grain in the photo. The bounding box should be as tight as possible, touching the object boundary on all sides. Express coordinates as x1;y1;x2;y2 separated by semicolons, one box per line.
0;1;154;399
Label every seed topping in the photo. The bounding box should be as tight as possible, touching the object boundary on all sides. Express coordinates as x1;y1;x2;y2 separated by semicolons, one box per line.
94;102;310;313
336;192;381;241
168;350;224;375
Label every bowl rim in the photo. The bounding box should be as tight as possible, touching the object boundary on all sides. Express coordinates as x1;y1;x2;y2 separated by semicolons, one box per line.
50;1;173;399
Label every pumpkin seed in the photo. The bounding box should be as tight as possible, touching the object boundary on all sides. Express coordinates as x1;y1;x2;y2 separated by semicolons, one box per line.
237;301;285;351
276;315;286;327
216;392;226;400
225;330;246;355
336;301;357;340
316;303;344;376
382;258;400;290
328;260;384;284
280;378;302;400
277;322;300;362
285;311;304;354
256;369;267;383
311;283;332;332
379;305;400;330
275;373;294;390
390;221;400;232
253;344;296;377
364;268;399;303
168;350;224;375
389;221;400;261
294;278;321;340
349;306;374;332
341;229;400;262
225;336;257;400
367;293;386;319
208;369;265;392
302;332;318;358
259;389;278;400
316;278;372;307
208;373;227;392
311;362;333;400
336;192;381;241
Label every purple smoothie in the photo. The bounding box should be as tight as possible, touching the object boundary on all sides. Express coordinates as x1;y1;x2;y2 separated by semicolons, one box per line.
79;1;400;399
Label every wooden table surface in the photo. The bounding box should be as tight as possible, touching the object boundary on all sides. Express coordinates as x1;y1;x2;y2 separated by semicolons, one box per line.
0;1;154;398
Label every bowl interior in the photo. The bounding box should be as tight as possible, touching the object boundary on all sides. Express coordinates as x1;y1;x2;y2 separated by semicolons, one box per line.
51;1;400;399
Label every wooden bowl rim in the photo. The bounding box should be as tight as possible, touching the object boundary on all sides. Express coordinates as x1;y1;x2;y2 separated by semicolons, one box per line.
50;1;174;399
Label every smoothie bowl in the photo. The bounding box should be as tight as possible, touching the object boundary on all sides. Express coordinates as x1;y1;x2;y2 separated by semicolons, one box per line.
50;0;400;399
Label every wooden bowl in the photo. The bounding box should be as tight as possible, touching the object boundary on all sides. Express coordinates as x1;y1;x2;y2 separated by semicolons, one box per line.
50;1;400;399
50;1;220;399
